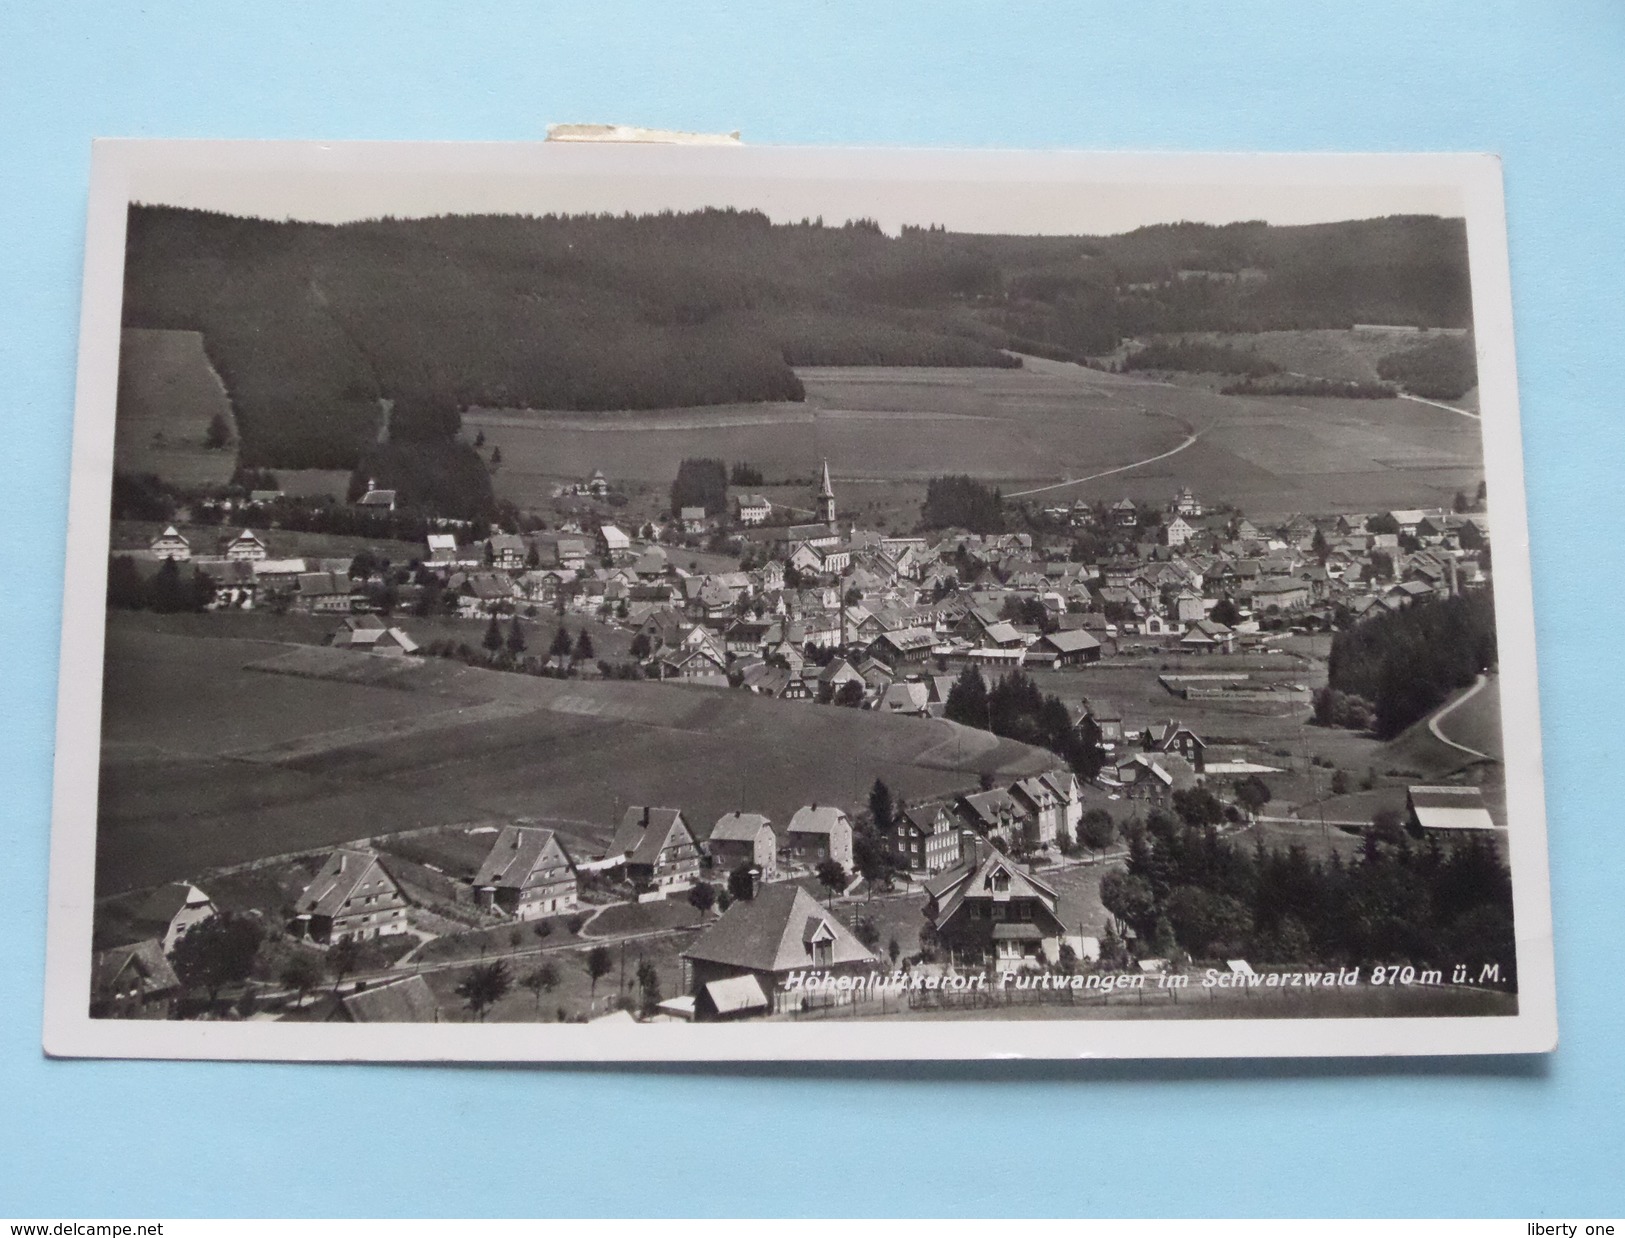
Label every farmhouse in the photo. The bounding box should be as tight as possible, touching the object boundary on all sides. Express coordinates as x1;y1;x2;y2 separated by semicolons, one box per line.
679;506;709;534
782;804;855;872
330;616;419;655
1033;628;1101;667
91;939;181;1020
223;529;269;561
612;807;703;892
923;843;1066;972
130;881;216;955
149;526;191;561
1406;786;1499;834
680;883;877;1020
292;848;410;946
705;812;777;882
472;825;579;919
340;974;439;1023
598;524;631;556
296;571;360;614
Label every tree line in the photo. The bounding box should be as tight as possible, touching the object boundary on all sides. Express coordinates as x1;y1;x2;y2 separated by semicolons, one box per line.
120;206;1473;478
1099;804;1514;984
921;475;1005;533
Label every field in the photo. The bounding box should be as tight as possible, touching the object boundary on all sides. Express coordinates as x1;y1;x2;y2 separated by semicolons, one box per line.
467;355;1487;522
114;328;239;488
95;618;1058;895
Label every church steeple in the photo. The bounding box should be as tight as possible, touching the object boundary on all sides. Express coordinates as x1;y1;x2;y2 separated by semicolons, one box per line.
817;458;836;526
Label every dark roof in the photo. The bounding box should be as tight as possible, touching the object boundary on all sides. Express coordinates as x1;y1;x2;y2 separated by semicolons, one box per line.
472;825;572;890
342;974;439;1023
612;807;691;866
681;884;875;973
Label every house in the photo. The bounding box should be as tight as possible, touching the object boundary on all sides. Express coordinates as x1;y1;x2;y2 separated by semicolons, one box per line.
1252;578;1311;612
782;804;855;872
292;848;410;945
130;881;216;955
331;623;419;656
223;529;269;561
488;533;528;570
149;526;191;561
1033;628;1101;667
585;469;610;498
955;788;1027;848
1111;498;1139;527
888;802;964;874
340;974;439;1023
1406;785;1499;834
705;812;777;882
426;533;460;567
295;571;359;614
1009;776;1062;846
611;807;703;892
355;480;397;511
1164;516;1196;548
923;844;1067;972
868;627;936;666
679;506;709;534
1145;720;1208;772
1039;769;1084;840
91;939;181;1019
874;679;931;716
680;883;878;1020
1179;619;1235;655
1172;486;1203;517
472;825;579;919
597;524;631;556
735;494;772;526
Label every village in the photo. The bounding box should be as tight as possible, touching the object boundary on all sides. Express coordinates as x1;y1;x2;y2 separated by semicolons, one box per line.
93;458;1505;1025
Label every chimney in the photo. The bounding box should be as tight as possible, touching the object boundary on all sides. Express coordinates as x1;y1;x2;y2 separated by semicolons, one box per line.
642;806;651;827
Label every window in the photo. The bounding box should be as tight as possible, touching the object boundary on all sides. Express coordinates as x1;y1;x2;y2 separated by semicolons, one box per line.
813;940;832;965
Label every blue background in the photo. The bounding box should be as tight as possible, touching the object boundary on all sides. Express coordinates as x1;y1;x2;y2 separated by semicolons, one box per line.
2;0;1622;1218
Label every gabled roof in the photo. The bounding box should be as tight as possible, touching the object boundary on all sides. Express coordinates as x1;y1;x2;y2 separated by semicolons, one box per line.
342;974;439;1023
928;844;1061;928
708;812;773;843
1038;629;1100;654
473;825;574;890
785;804;850;838
1407;785;1498;831
613;807;692;866
681;884;876;973
94;939;179;998
133;881;212;928
296;849;400;918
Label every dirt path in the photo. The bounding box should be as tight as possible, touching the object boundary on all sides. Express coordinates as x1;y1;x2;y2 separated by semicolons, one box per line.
1428;672;1495;761
1005;427;1200;498
1397;391;1481;421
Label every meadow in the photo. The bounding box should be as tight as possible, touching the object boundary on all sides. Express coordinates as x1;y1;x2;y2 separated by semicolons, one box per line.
468;355;1486;522
95;620;1057;895
114;328;239;488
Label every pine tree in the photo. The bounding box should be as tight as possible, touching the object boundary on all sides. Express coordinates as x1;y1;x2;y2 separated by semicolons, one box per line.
505;616;527;654
482;615;503;652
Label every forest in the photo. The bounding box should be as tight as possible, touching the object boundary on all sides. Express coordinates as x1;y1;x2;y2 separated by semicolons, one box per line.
1320;590;1498;739
121;206;1474;475
1100;805;1515;983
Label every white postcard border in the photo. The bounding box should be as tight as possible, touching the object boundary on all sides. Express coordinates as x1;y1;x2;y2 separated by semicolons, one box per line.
43;142;1557;1060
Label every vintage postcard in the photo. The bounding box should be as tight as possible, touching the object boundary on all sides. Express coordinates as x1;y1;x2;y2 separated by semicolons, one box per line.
43;141;1555;1059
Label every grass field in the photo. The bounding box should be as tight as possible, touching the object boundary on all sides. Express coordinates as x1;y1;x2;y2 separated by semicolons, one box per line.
95;619;1058;895
467;354;1485;521
115;328;239;488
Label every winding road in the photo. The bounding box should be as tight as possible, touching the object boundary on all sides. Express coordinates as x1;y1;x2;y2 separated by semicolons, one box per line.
1427;672;1496;761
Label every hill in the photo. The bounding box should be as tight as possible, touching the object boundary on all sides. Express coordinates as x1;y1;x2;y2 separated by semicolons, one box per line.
95;622;1056;893
113;328;238;487
119;206;1473;475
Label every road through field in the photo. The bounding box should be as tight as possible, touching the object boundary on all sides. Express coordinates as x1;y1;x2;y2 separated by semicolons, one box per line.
1005;424;1201;498
1427;673;1498;761
1397;391;1481;421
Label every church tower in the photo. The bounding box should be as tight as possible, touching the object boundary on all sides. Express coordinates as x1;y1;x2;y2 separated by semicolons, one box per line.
817;458;837;527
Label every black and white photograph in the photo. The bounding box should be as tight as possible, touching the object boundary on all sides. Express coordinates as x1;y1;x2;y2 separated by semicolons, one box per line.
44;142;1555;1060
